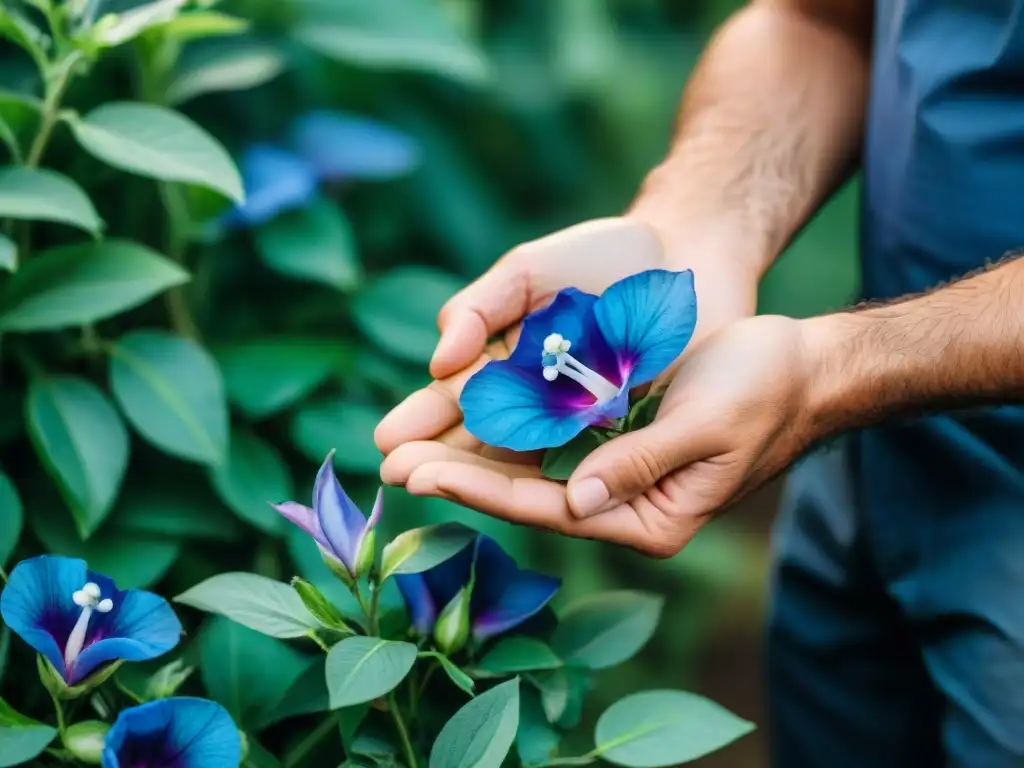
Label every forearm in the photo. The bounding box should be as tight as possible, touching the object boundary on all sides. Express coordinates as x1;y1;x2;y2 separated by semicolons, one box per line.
804;257;1024;436
629;1;871;279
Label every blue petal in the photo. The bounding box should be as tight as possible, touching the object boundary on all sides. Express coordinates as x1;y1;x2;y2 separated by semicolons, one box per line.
289;110;420;181
394;573;435;634
102;698;241;768
593;269;698;386
396;540;475;634
459;360;595;451
470;537;560;640
72;585;182;685
313;452;367;570
0;555;85;680
226;144;318;227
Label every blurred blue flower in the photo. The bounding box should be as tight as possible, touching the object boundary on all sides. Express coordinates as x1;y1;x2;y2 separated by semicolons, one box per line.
102;697;240;768
225;143;318;227
460;269;698;451
396;535;559;642
271;451;381;581
0;556;181;686
289;110;420;181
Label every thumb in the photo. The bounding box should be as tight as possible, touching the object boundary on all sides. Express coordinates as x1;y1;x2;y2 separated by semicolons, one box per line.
430;260;529;379
565;414;717;518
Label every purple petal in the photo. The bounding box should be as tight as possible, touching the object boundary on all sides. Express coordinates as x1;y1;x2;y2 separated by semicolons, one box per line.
313;451;367;570
470;537;560;640
289;110;420;181
394;574;435;634
270;502;331;549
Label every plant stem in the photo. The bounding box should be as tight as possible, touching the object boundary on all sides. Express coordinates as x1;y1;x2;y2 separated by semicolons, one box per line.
47;687;66;734
282;711;340;768
307;631;330;653
388;692;417;768
157;183;200;340
367;583;382;635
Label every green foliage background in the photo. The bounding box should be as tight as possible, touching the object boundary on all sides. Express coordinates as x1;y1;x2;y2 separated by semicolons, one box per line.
0;0;859;765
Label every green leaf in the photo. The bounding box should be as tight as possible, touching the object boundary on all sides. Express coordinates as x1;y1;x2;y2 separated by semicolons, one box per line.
176;572;319;638
0;239;188;331
477;638;561;676
351;266;464;365
291;0;488;84
155;10;250;41
209;428;291;534
109;330;228;465
25;376;129;538
625;392;664;431
253;657;329;730
541;429;605;481
30;497;180;588
529;669;569;723
256;198;361;291
215;337;350;419
198;616;311;731
290;578;351;633
0;166;101;234
290;398;384;475
0;469;22;567
325;637;417;709
594;691;755;766
93;0;186;47
167;38;286;105
554;668;593;730
552;591;663;670
69;102;243;202
0;627;9;685
420;651;474;696
429;678;519;768
0;234;15;272
113;483;243;542
516;688;560;766
0;698;57;767
380;522;476;581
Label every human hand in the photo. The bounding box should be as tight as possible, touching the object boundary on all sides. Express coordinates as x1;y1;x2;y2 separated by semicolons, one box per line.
381;315;821;558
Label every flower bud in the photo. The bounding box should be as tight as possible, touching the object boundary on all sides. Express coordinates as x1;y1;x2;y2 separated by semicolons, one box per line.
354;529;376;581
63;720;109;764
322;552;356;588
291;577;351;632
145;659;194;700
433;587;471;655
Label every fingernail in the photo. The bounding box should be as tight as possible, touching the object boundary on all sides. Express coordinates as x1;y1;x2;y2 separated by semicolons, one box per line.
568;477;610;517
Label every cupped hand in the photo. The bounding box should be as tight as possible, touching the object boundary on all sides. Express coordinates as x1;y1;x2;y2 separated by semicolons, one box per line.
380;315;820;558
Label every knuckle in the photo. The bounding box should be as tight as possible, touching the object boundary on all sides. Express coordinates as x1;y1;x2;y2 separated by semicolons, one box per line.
623;445;666;489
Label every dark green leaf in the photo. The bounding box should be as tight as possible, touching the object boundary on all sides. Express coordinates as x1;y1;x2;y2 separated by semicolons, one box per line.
338;703;370;751
0;698;57;767
529;669;569;723
351;266;463;365
594;690;755;766
0;166;102;234
0;469;22;567
516;687;560;766
176;572;320;638
290;398;384;475
113;484;243;542
625;392;664;431
555;668;593;730
0;240;187;331
25;376;129;538
477;638;561;676
241;735;281;768
109;330;228;465
167;38;286;104
209;428;291;534
429;678;519;768
256;198;361;291
541;429;605;481
253;657;330;730
552;591;663;670
325;637;417;709
380;522;476;581
70;102;243;201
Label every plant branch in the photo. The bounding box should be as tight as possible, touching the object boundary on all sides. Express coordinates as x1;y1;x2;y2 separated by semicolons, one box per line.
158;182;200;340
47;687;66;735
282;711;341;768
388;692;417;768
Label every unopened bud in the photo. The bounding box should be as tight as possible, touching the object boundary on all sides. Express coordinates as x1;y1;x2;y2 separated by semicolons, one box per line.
63;720;109;764
433;587;471;655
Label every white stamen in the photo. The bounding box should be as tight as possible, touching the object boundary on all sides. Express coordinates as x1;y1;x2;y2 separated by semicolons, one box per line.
65;582;113;670
540;332;620;403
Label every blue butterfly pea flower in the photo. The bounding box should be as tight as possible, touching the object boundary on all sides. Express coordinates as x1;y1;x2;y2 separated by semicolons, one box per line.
395;535;559;642
102;697;241;768
289;110;420;181
459;269;698;451
0;555;182;686
271;451;382;582
225;143;318;227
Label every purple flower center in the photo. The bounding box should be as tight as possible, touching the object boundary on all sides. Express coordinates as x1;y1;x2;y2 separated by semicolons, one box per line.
115;729;182;768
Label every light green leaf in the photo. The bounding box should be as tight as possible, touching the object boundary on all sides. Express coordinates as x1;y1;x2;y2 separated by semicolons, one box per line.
0;469;22;567
0;698;57;767
93;0;186;46
380;522;476;581
529;669;569;723
477;638;561;676
291;0;488;84
109;330;228;465
594;690;755;766
554;668;592;730
167;38;286;104
325;637;417;709
429;678;519;768
351;266;463;365
176;572;319;638
420;651;474;696
69;102;243;202
154;10;250;41
215;337;351;419
0;166;102;234
0;234;15;272
552;591;663;670
290;398;384;475
209;428;291;534
0;239;188;331
25;377;129;538
516;687;561;766
256;198;361;291
541;429;605;481
198;616;311;731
